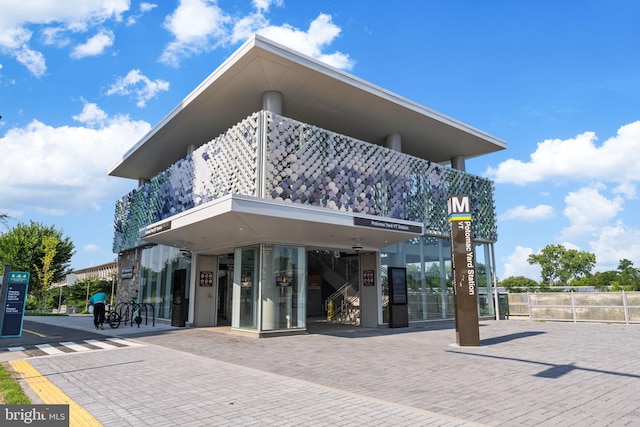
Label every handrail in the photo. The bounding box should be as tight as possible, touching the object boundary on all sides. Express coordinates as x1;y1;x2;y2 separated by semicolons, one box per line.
326;276;360;323
327;277;357;302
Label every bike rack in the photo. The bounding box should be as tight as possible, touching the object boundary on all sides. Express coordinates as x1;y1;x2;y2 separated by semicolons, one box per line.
134;303;156;327
114;301;156;328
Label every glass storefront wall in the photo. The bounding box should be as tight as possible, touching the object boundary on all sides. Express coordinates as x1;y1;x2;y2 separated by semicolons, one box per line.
475;242;495;317
381;236;495;323
233;245;259;329
139;245;192;320
233;243;306;332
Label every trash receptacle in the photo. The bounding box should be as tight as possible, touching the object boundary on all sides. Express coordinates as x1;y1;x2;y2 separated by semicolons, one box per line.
171;301;185;327
171;269;187;327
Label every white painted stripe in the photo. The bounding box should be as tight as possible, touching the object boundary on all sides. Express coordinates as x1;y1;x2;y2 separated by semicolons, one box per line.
83;339;117;349
106;338;143;347
8;346;26;352
59;341;91;352
35;344;65;355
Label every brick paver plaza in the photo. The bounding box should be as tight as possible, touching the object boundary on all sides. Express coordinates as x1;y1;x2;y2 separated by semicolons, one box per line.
11;317;640;426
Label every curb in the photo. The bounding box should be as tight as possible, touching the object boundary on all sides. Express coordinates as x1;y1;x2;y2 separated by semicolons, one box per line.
9;359;103;427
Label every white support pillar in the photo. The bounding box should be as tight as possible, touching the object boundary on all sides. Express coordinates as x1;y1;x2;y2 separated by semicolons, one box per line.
385;133;402;152
262;91;283;115
451;155;466;171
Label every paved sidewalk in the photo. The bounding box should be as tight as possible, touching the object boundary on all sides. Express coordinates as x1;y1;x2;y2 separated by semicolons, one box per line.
9;317;640;426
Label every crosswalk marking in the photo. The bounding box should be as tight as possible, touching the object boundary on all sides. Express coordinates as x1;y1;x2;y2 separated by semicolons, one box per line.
60;341;92;352
35;344;65;355
3;339;143;358
83;339;117;349
107;337;144;347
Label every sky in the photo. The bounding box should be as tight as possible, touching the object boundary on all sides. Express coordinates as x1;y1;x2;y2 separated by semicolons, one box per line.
1;0;639;282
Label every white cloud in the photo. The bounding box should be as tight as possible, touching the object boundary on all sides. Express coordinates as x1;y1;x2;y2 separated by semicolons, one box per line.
73;99;109;127
0;0;130;76
84;243;100;252
70;28;114;58
589;222;640;271
256;14;354;70
160;2;354;70
499;204;554;221
127;2;158;26
159;0;230;66
42;27;72;47
0;102;150;215
106;69;170;108
13;45;47;77
140;2;158;13
559;186;624;239
613;182;637;199
253;0;283;13
501;246;540;281
485;121;640;184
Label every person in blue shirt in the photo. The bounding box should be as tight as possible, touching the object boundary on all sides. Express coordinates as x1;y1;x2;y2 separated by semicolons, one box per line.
89;289;108;330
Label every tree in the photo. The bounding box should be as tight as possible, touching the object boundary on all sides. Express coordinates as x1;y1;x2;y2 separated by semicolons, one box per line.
618;259;640;291
0;221;75;298
33;235;58;311
500;276;539;293
612;259;640;291
573;271;615;290
527;244;596;286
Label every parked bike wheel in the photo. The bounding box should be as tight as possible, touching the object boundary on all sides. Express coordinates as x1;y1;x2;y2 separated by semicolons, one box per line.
108;312;121;329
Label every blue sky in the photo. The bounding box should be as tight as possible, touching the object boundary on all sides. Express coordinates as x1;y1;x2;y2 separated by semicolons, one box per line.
1;0;639;281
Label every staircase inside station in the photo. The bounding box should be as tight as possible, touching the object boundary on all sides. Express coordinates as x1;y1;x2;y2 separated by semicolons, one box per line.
307;251;360;325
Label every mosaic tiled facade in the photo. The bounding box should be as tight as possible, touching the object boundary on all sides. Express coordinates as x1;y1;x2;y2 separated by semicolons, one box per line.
113;111;497;253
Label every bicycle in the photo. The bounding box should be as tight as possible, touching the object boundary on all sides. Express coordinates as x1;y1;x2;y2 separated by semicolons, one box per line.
104;304;122;329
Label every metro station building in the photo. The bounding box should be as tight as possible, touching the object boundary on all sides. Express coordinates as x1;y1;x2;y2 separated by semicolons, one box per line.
110;35;506;336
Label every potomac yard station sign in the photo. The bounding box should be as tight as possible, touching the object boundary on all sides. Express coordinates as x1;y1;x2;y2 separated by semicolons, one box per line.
448;196;480;346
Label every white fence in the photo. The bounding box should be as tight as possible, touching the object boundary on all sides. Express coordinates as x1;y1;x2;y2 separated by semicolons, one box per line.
507;291;640;324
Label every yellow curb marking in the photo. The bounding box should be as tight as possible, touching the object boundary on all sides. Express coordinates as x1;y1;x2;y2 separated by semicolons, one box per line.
9;359;103;427
23;329;47;338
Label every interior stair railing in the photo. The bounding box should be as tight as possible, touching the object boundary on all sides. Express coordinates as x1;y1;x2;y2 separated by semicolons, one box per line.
326;276;360;325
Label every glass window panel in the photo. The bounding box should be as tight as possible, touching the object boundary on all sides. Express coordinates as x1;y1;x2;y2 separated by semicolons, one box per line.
381;236;455;324
474;242;495;316
139;245;191;320
233;246;259;330
260;244;306;331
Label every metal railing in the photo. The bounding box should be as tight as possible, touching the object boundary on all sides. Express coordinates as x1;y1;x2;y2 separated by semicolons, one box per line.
507;291;640;324
325;277;360;324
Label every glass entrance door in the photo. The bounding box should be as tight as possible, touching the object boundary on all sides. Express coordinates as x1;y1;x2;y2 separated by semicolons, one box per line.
232;243;306;333
217;268;233;326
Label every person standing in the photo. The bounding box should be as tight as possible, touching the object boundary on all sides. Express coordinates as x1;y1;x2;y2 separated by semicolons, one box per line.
89;289;108;330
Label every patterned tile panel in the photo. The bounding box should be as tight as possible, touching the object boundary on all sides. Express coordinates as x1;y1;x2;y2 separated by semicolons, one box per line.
263;113;497;241
113;111;497;253
113;114;260;252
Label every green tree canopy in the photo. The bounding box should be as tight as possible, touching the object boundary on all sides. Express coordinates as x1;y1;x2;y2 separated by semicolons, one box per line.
611;259;640;291
0;221;75;297
500;276;539;293
527;244;596;286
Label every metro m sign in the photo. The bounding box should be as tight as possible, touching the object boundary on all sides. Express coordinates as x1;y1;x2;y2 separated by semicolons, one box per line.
447;195;480;346
447;195;471;220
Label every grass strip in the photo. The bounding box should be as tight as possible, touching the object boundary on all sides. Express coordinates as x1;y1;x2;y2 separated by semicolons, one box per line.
0;363;30;404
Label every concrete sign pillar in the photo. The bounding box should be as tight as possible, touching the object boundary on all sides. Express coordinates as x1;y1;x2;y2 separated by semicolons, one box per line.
448;196;480;346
